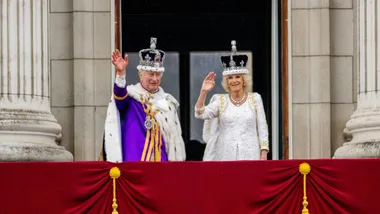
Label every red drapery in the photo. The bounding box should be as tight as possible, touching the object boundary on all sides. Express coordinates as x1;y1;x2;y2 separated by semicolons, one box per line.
0;159;379;214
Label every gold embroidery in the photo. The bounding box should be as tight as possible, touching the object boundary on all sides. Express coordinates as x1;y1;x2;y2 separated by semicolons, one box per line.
218;94;226;117
195;107;205;115
260;140;269;151
114;93;128;100
249;93;256;112
251;93;269;152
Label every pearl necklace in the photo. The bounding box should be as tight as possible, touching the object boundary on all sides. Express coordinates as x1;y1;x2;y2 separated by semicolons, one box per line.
230;93;246;106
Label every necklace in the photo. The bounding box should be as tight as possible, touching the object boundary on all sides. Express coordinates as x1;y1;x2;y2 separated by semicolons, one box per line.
230;93;246;106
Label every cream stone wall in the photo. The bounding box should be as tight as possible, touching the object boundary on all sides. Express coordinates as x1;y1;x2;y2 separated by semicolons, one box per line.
329;0;357;157
291;0;332;158
50;0;112;160
290;0;357;159
50;0;74;154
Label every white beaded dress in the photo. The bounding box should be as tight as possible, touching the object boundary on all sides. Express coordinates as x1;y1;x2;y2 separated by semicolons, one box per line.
195;92;269;161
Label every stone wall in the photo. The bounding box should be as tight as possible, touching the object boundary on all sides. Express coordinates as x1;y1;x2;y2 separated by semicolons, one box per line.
290;0;356;158
329;0;357;156
291;0;331;158
50;0;112;160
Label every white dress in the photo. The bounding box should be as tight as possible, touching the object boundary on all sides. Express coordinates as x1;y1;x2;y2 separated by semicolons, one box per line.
195;93;269;161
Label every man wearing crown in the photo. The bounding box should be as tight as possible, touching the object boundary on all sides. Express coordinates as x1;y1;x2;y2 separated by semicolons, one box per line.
99;38;186;162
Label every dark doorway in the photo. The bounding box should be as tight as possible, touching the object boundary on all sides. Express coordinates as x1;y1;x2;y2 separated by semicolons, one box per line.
120;0;273;160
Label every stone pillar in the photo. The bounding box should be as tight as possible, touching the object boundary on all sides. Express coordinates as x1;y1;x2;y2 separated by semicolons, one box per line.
334;0;380;158
0;0;73;161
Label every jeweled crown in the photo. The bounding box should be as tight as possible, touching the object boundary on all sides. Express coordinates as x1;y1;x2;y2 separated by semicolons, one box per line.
220;40;249;76
137;37;166;72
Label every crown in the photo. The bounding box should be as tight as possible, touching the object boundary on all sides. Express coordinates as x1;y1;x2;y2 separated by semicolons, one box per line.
220;40;249;76
137;37;166;72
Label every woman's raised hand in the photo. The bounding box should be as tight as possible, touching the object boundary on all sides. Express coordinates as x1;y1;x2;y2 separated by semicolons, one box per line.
201;72;216;92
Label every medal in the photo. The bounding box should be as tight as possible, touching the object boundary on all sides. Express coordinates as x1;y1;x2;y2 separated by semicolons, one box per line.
145;118;153;129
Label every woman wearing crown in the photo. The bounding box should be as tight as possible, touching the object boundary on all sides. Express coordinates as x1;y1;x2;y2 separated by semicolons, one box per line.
194;41;269;161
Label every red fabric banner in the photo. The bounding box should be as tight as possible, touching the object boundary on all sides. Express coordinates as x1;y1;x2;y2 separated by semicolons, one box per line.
0;159;378;214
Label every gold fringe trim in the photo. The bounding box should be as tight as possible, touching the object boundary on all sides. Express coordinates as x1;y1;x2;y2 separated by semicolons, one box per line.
109;167;121;214
299;163;311;214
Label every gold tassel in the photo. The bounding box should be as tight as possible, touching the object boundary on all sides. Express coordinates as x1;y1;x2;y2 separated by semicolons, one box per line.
140;97;162;162
109;167;121;214
299;163;311;214
154;127;161;161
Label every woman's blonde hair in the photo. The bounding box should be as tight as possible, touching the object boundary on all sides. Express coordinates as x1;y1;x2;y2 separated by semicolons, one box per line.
221;73;253;93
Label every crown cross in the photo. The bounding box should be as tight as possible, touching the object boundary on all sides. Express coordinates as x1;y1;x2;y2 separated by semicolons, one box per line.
150;37;157;50
240;60;244;66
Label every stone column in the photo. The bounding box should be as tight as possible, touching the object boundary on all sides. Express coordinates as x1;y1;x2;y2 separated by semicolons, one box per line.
0;0;73;161
334;0;380;158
